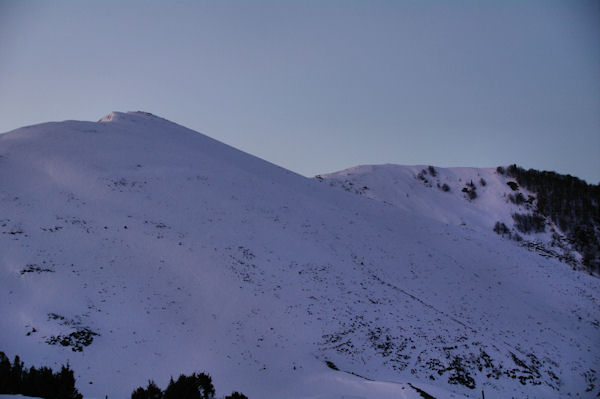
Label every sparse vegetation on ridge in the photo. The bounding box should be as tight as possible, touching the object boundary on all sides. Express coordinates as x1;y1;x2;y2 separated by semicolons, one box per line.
506;164;600;274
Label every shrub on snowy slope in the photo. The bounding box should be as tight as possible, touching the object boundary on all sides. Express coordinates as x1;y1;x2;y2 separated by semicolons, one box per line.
512;213;546;234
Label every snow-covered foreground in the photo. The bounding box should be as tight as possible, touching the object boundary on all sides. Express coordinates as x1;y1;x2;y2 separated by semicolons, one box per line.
0;395;43;399
0;112;598;398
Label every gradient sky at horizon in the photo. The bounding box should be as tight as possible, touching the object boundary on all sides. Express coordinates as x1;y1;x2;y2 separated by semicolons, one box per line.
1;0;599;183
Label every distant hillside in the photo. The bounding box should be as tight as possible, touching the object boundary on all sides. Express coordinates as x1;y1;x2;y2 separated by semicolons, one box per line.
320;164;599;277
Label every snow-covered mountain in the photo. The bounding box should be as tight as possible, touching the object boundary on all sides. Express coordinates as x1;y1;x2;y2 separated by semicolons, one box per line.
1;112;598;399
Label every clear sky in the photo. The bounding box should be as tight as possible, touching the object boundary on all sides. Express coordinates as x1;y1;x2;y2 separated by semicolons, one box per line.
1;0;599;183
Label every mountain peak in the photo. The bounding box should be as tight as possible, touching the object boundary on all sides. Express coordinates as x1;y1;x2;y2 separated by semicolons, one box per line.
98;110;161;123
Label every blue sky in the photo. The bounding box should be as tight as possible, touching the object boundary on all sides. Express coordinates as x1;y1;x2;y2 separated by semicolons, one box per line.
1;0;599;183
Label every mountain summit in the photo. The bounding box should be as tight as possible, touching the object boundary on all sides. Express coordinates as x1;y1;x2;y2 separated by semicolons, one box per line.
0;112;598;398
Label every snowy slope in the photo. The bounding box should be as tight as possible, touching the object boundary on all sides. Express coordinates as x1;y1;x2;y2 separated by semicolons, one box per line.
0;112;598;399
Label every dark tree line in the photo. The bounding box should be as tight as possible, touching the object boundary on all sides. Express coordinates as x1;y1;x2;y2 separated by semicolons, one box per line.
1;350;248;399
501;165;600;273
0;351;82;399
131;373;247;399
